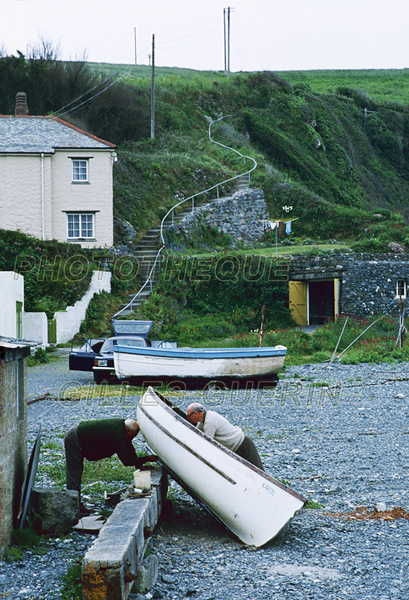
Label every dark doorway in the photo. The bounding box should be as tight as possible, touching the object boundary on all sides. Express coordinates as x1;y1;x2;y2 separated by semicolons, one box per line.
309;281;334;324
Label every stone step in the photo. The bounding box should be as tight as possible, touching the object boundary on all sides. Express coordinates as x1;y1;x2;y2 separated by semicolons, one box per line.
134;250;160;257
127;289;152;302
135;244;160;252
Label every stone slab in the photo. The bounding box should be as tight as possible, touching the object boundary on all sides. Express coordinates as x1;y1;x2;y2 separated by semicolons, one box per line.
82;466;167;600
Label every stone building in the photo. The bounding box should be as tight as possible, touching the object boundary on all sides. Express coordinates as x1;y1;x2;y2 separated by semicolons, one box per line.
289;253;409;325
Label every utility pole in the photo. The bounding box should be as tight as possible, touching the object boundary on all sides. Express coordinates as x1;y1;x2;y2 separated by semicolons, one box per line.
151;34;155;139
227;6;231;78
223;7;234;78
223;8;227;72
134;27;137;65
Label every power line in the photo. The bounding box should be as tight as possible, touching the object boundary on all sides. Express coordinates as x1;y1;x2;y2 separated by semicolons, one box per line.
53;77;112;116
51;10;226;118
156;24;221;52
53;67;136;118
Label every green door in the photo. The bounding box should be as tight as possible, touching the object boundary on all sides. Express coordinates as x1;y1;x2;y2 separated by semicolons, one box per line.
16;301;23;338
48;318;57;344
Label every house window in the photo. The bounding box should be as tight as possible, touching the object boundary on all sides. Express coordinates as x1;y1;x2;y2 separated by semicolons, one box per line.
396;279;407;299
72;159;89;182
67;213;95;239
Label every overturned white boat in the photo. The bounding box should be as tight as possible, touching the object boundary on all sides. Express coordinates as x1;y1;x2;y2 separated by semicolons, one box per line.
137;387;306;547
114;344;287;386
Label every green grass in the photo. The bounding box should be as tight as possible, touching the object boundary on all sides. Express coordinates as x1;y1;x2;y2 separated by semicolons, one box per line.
183;242;350;259
305;500;324;509
60;562;83;600
90;63;409;105
5;529;42;563
38;449;149;496
280;69;409;105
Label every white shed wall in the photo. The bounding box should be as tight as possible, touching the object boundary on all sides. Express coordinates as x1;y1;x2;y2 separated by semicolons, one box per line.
0;272;24;338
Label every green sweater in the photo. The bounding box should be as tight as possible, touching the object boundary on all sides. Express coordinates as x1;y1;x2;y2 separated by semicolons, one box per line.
77;418;141;466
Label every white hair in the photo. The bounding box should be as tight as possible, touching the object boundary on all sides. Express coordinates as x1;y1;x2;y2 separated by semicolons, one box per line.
125;419;140;434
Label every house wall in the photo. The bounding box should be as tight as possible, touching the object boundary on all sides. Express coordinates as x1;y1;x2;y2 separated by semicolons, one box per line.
290;253;409;317
0;344;28;560
0;154;52;239
0;272;24;338
51;150;114;248
0;150;114;248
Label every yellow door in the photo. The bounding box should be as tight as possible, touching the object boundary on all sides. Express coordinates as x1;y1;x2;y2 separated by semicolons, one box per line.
289;281;308;325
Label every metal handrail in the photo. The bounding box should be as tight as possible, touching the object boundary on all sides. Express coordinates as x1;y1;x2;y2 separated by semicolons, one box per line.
113;116;257;318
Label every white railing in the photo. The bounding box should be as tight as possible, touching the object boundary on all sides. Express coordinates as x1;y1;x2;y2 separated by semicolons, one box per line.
113;116;257;318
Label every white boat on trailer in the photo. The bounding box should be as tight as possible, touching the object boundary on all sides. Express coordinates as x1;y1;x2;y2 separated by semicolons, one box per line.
114;343;287;386
137;387;307;547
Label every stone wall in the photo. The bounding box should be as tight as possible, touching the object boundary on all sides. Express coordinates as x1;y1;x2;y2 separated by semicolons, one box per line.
290;253;409;317
167;188;268;248
54;269;111;343
0;342;29;560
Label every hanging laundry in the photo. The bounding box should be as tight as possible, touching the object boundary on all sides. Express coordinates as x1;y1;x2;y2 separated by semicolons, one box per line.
285;221;292;235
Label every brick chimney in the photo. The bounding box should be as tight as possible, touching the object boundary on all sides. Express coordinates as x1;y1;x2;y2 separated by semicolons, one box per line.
15;92;29;116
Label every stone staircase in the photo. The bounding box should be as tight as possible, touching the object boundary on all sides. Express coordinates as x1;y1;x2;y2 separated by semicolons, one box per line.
118;226;162;316
117;173;251;316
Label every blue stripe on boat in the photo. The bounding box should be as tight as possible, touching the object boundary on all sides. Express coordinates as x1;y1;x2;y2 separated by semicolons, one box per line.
113;345;287;359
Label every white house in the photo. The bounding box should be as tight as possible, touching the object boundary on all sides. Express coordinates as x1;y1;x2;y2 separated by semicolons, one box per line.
0;92;116;248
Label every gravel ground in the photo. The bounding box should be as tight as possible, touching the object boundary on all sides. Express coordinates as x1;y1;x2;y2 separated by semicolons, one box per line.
1;351;409;599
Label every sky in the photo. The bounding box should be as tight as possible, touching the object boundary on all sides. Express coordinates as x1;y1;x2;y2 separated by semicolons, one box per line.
2;0;409;72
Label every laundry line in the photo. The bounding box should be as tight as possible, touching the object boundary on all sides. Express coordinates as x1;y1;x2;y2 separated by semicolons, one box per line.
260;218;299;255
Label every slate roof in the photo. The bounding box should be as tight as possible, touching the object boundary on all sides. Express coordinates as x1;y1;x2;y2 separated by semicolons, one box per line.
0;116;116;153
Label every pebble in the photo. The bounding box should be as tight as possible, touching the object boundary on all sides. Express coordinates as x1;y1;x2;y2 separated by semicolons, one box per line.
1;355;409;599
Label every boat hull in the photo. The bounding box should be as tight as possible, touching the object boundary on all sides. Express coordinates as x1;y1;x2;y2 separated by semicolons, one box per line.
137;387;306;547
114;344;287;383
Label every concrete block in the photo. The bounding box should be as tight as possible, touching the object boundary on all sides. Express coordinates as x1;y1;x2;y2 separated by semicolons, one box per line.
132;554;159;594
82;467;166;600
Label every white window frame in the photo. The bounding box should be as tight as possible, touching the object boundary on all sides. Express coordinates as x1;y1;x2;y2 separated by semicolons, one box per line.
72;159;89;183
396;279;407;299
67;213;95;240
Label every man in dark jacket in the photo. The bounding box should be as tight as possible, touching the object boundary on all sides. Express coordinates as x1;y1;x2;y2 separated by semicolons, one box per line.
64;418;157;513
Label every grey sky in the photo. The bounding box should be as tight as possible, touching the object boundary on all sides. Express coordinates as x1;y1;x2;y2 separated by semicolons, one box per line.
3;0;408;71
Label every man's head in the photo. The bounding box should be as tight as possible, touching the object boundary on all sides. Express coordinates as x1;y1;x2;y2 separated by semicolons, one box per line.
124;419;140;441
186;403;205;425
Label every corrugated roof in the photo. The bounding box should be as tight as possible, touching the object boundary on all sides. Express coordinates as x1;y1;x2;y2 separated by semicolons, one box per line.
0;116;116;153
0;335;36;348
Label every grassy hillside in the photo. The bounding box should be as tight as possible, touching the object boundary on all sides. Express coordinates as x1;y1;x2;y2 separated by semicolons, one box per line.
102;67;409;250
280;69;409;105
3;53;409;247
91;63;409;104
